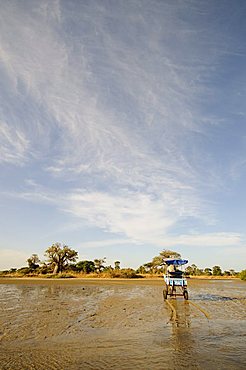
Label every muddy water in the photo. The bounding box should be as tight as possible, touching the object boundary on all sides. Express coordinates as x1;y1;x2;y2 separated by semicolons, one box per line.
0;278;245;370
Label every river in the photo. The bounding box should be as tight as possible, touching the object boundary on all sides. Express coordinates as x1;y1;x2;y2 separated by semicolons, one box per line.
0;278;245;369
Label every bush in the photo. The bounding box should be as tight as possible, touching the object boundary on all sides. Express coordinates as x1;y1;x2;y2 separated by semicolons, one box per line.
117;268;139;278
36;265;53;274
17;267;32;275
239;270;246;281
75;260;95;274
54;273;76;279
0;270;10;276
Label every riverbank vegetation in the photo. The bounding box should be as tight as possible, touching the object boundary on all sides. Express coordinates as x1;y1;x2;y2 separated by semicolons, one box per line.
0;243;245;280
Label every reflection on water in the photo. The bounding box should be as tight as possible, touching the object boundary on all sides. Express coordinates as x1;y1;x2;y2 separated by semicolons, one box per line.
0;279;245;369
168;301;199;369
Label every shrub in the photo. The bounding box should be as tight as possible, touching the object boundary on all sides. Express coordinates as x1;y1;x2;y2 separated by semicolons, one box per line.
76;260;95;273
36;265;53;274
239;270;246;281
118;268;139;278
17;267;32;275
54;273;76;278
0;270;10;276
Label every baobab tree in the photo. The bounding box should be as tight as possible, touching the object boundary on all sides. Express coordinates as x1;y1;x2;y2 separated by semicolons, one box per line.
45;243;78;274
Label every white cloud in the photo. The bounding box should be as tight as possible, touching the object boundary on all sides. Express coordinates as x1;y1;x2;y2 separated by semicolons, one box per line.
0;121;29;164
7;186;239;249
3;184;245;263
74;232;243;251
163;232;242;248
65;191;176;243
2;186;193;243
0;0;222;189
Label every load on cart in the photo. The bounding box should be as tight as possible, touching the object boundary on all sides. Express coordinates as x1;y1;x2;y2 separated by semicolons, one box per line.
163;258;189;300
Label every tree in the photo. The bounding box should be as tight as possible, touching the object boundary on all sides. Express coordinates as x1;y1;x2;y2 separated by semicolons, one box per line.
239;269;246;281
27;254;40;270
159;249;181;259
212;265;222;276
204;268;212;276
136;265;147;274
185;264;198;276
196;268;204;276
150;249;181;273
143;262;153;273
185;265;194;276
45;243;78;274
224;270;231;276
114;261;121;270
76;260;95;274
151;256;163;271
94;258;106;273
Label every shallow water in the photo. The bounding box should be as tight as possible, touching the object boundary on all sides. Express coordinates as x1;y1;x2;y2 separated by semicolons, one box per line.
0;279;245;369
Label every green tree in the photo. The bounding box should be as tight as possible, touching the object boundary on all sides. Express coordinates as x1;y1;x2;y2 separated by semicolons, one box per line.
239;269;246;281
224;270;231;276
136;265;147;274
45;243;78;274
185;264;198;276
196;268;204;276
27;254;40;270
94;258;106;273
76;260;95;274
114;261;121;270
151;256;163;272
185;265;193;276
143;262;153;273
204;268;212;276
212;265;222;276
151;249;181;273
159;249;181;259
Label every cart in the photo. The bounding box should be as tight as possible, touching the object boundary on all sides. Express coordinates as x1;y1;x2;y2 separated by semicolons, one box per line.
163;258;189;300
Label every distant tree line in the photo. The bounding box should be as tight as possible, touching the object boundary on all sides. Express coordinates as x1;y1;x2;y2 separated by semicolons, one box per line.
0;243;138;278
1;243;245;280
184;264;240;277
136;252;244;278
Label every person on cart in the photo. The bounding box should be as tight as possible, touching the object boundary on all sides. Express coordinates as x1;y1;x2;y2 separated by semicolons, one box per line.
167;264;182;277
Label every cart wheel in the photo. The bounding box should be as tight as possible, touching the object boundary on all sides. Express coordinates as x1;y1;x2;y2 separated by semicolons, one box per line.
163;288;168;300
171;286;176;296
183;290;188;300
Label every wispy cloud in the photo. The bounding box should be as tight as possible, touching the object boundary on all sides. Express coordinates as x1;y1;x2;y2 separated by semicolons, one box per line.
0;0;226;188
65;191;176;243
162;232;242;248
0;121;29;165
4;186;243;249
76;232;244;252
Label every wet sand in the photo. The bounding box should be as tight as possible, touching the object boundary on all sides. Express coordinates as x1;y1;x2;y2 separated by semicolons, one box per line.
0;278;245;369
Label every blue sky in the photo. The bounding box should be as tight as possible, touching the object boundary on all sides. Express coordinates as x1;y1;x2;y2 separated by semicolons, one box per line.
0;0;246;271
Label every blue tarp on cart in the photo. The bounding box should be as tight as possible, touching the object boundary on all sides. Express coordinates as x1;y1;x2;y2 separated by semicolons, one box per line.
163;259;188;265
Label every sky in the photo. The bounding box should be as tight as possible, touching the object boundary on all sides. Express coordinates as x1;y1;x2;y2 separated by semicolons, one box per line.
0;0;246;271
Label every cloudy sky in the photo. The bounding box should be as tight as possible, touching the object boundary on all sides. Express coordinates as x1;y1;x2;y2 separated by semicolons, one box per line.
1;0;246;271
